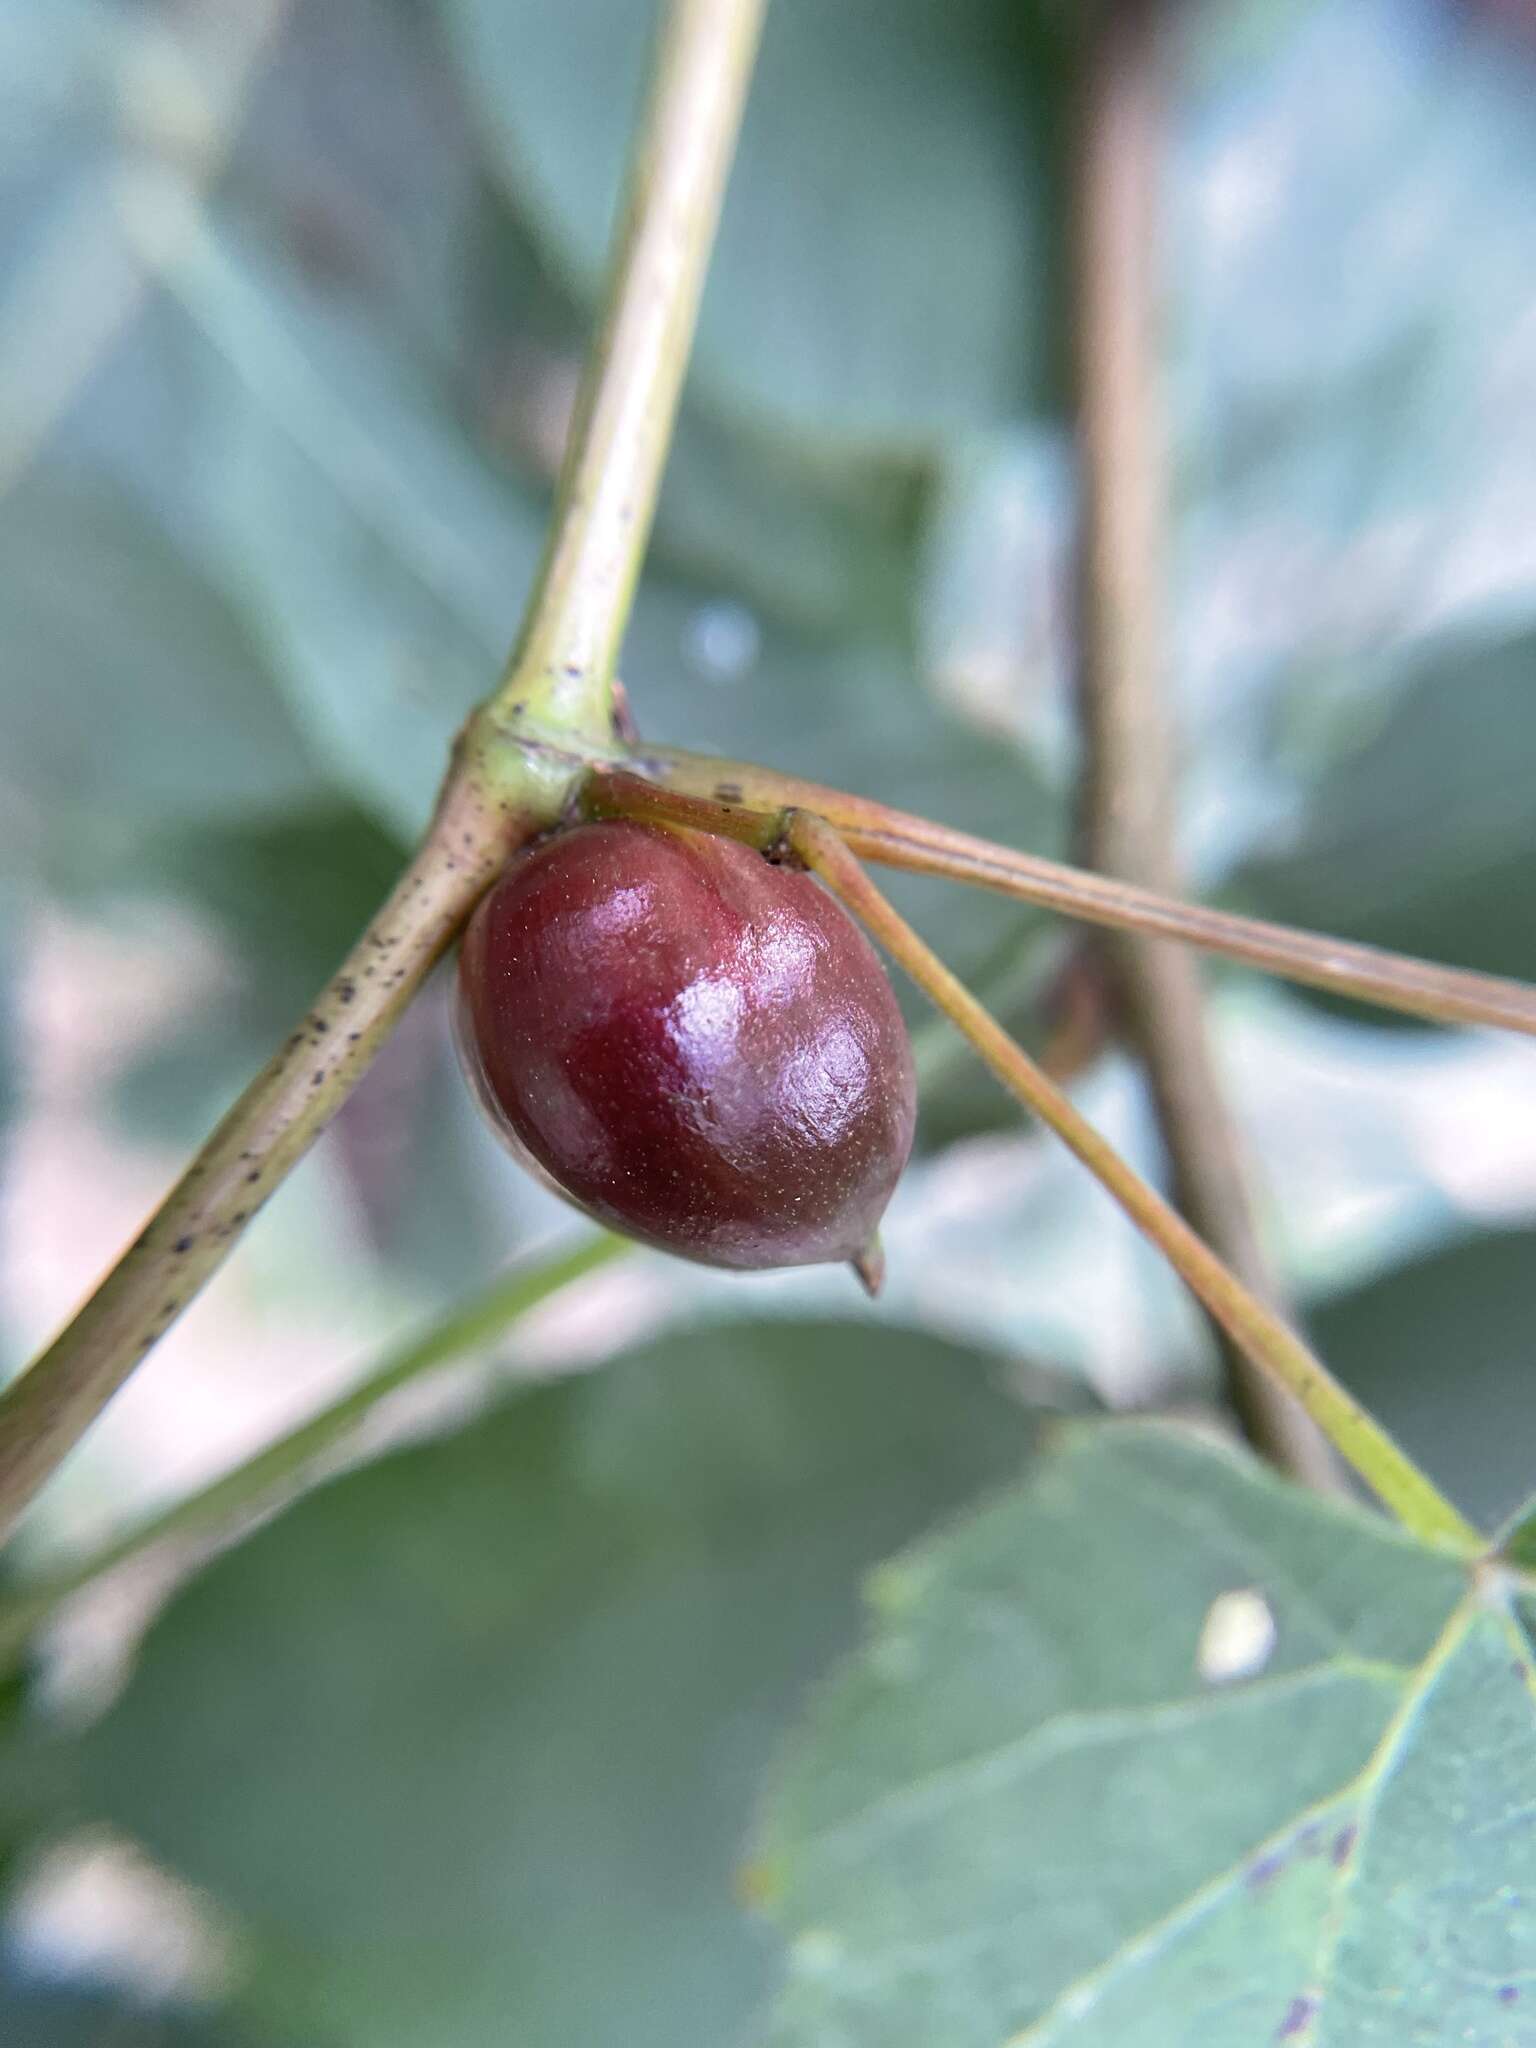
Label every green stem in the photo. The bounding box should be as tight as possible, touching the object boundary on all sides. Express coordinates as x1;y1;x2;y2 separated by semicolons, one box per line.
644;748;1536;1038
0;772;517;1547
785;813;1480;1553
484;0;767;743
579;770;1480;1551
0;0;765;1547
0;1235;627;1668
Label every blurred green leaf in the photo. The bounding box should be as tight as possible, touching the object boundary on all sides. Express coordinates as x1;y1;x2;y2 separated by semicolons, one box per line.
1309;1224;1536;1533
0;0;538;844
910;926;1077;1154
442;0;1067;448
80;1321;1038;2048
108;802;404;1140
466;197;934;637
0;891;16;1161
0;1661;84;1950
221;0;492;374
318;983;580;1300
0;1671;51;1890
223;0;943;653
0;1976;237;2048
0;473;321;891
1239;633;1536;1002
143;804;404;1000
122;232;543;832
0;3;112;297
754;1423;1531;2048
1168;1;1536;877
651;420;928;638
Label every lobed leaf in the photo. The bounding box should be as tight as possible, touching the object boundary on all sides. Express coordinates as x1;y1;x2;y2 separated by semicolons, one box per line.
1310;1226;1536;1535
755;1425;1528;2047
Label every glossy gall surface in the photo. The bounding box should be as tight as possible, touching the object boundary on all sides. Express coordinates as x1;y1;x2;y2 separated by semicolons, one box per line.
457;819;916;1274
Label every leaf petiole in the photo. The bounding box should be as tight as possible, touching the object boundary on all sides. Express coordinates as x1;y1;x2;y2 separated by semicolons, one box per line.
643;748;1536;1040
785;813;1480;1553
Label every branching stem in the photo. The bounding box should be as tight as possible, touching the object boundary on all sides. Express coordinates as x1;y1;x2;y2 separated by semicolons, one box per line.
1069;0;1339;1487
2;0;1516;1577
783;816;1477;1552
0;0;764;1545
643;748;1536;1038
0;772;514;1542
487;0;766;739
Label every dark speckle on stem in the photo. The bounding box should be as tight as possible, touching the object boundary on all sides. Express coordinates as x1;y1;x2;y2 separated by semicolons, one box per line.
173;1235;193;1255
714;782;744;804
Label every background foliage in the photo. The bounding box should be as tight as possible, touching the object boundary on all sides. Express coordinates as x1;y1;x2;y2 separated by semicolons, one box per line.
2;0;1535;2041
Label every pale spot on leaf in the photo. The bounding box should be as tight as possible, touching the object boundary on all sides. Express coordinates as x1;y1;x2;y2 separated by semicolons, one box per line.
1198;1587;1277;1684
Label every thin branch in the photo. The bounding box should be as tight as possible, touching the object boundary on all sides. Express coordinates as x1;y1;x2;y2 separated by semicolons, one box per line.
643;747;1536;1037
780;814;1479;1552
0;0;765;1545
0;772;512;1543
488;0;767;738
580;769;1476;1540
1069;0;1340;1486
0;1236;625;1669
